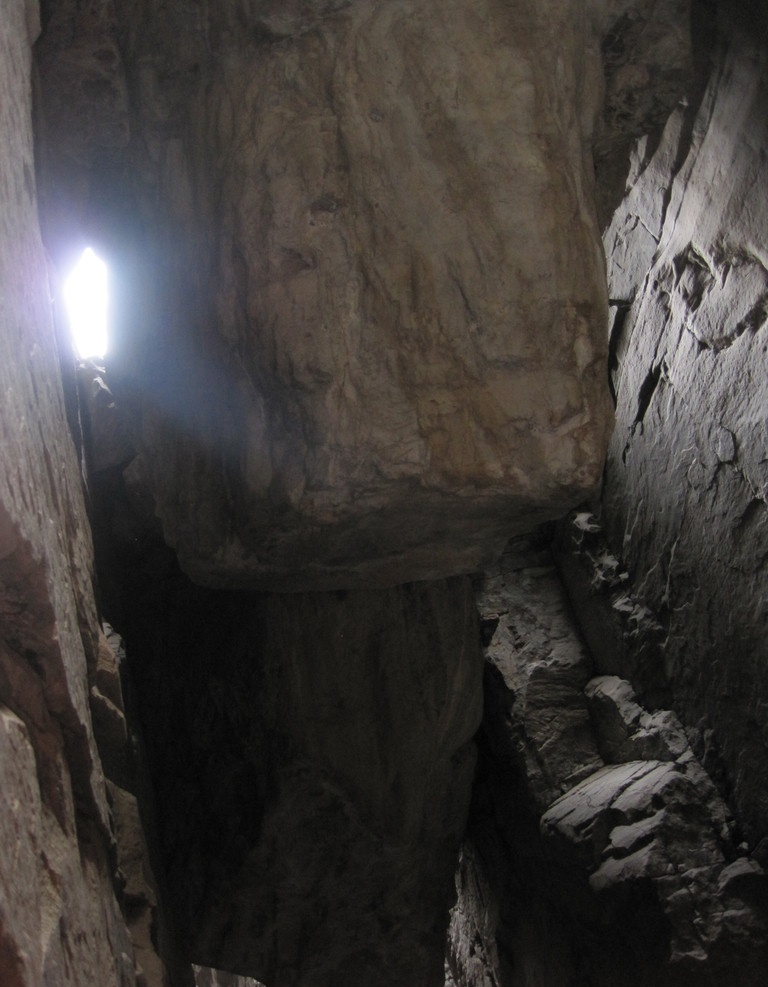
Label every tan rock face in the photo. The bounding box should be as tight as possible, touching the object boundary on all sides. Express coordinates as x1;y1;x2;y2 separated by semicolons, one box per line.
0;3;144;984
107;0;615;589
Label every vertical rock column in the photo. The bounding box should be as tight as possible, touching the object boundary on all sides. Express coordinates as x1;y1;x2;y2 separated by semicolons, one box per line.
119;565;484;987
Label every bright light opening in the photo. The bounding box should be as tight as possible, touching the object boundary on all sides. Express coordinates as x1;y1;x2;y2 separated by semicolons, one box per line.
63;247;109;360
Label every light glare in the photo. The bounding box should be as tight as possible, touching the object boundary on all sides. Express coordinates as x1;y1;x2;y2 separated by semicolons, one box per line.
64;247;109;360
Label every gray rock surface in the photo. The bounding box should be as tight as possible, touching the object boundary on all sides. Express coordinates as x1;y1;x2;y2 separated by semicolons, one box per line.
590;0;694;225
17;2;768;986
449;536;768;986
541;754;768;974
476;538;603;811
601;12;768;856
585;674;689;762
193;968;263;987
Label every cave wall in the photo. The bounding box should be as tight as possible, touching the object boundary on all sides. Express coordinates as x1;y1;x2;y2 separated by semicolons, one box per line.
0;2;147;984
6;1;768;986
26;3;691;984
117;564;482;987
449;531;768;987
600;3;768;857
31;0;699;594
446;5;768;985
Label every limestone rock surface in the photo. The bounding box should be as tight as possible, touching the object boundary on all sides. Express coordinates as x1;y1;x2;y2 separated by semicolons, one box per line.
35;0;696;589
96;0;624;589
601;11;768;855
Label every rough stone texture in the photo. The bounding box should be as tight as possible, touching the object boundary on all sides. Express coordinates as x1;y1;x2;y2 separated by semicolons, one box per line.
0;6;186;984
445;844;503;987
541;757;768;977
584;674;690;762
0;3;145;983
475;537;603;812
590;0;694;225
72;0;632;590
109;782;168;987
601;9;768;858
554;508;670;705
25;2;750;986
448;535;768;987
118;554;483;987
34;0;130;268
32;0;696;590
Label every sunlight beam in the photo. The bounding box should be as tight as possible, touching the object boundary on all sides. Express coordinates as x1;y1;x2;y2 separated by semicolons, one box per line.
63;247;109;360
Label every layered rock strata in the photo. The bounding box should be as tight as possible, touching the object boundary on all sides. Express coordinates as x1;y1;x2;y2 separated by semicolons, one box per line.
447;536;768;987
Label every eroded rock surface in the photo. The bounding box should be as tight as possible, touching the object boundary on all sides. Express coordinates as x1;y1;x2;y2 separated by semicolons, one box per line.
476;537;603;811
448;535;768;987
602;10;768;856
0;3;149;983
33;0;695;593
541;753;767;975
193;968;263;987
70;0;629;589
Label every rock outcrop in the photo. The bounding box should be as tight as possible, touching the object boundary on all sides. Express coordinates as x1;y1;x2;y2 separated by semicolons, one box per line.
5;1;767;986
0;3;158;983
27;2;692;983
448;535;768;987
37;0;660;590
601;6;768;857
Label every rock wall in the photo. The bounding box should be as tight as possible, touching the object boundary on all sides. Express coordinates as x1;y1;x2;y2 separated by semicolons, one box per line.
444;6;768;984
32;0;698;593
16;1;768;987
448;534;768;987
111;537;483;987
27;3;691;983
0;3;150;984
600;3;768;857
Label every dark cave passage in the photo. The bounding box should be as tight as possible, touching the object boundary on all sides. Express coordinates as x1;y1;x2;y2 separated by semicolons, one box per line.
1;1;767;986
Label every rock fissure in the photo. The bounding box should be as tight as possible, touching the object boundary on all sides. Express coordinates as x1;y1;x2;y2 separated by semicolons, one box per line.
3;1;768;986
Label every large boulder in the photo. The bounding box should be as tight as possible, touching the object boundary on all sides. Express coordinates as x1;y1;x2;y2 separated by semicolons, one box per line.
95;0;624;589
